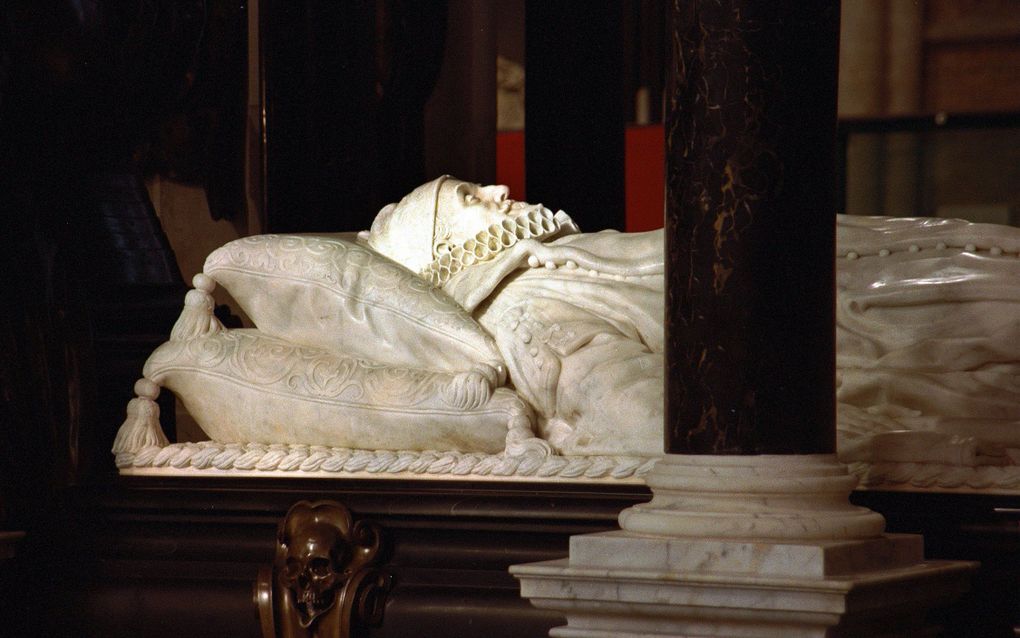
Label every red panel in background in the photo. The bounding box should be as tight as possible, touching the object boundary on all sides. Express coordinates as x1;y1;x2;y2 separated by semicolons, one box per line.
496;130;526;200
625;124;665;232
496;124;664;231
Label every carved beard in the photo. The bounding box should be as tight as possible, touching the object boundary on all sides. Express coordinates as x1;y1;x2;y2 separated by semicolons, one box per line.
421;206;560;286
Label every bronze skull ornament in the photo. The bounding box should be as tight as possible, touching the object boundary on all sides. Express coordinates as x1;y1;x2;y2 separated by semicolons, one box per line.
281;519;352;627
265;500;389;637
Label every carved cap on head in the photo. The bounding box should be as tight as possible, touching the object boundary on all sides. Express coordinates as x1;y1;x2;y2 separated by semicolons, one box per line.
362;175;450;274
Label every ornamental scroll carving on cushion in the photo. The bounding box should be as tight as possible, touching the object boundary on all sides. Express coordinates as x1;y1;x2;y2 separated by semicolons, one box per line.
112;176;1020;488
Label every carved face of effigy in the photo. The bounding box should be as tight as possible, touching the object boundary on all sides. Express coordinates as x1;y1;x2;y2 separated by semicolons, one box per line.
363;176;560;285
433;180;523;252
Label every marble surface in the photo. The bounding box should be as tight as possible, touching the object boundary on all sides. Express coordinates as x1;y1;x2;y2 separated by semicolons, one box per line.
836;215;1020;473
618;454;886;541
117;177;667;459
204;233;505;374
114;441;656;482
568;531;922;579
360;176;666;457
144;328;528;453
513;553;974;638
114;176;1020;478
513;452;975;637
663;1;840;456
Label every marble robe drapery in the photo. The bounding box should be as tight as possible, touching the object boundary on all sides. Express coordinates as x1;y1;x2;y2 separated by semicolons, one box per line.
442;229;665;456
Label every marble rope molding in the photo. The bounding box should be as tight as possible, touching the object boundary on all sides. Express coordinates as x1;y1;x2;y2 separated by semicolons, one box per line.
116;441;658;482
117;439;1020;493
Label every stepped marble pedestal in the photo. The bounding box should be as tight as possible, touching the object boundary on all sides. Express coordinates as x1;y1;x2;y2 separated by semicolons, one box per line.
512;455;977;637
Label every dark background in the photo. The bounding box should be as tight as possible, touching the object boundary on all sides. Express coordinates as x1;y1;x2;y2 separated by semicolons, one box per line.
1;1;1018;636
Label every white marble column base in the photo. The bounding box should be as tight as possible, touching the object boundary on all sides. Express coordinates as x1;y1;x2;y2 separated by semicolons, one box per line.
618;454;886;540
515;560;972;637
513;531;974;637
512;454;977;637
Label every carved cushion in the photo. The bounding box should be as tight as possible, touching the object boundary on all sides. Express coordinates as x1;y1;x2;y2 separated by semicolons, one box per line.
203;234;504;374
143;329;528;453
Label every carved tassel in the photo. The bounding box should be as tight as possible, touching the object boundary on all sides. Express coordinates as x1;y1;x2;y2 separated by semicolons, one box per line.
111;378;169;454
503;399;552;458
170;273;223;341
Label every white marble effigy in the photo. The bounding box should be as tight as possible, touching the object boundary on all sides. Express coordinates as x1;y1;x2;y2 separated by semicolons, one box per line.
112;178;1020;490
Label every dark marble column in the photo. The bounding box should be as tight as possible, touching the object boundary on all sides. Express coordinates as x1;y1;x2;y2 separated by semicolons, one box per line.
665;0;840;455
